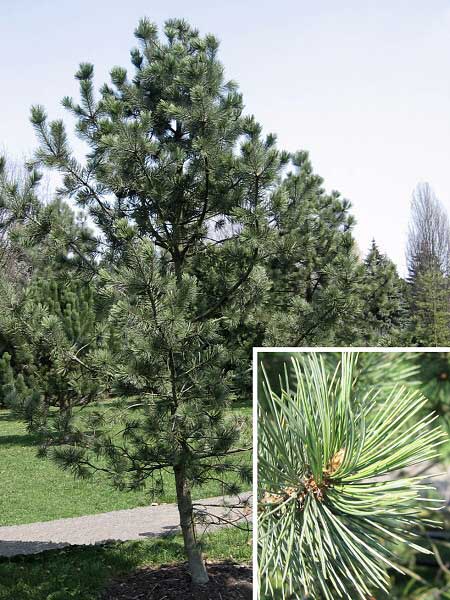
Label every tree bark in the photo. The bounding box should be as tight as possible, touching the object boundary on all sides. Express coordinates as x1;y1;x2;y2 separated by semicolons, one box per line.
174;464;209;584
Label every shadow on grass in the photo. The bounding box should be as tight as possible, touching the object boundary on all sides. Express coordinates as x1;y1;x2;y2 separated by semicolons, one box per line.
139;523;179;537
0;537;187;600
0;540;70;557
0;433;39;447
231;400;252;412
0;411;20;422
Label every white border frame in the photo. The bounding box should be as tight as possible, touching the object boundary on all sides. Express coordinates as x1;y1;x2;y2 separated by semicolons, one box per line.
251;346;450;599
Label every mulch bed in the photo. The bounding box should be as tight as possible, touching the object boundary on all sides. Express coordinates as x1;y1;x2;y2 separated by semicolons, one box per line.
102;561;252;600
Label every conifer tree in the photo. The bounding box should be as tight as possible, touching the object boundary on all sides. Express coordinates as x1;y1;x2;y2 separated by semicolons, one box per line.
0;274;101;429
0;156;39;285
0;162;102;426
415;352;450;430
0;352;15;407
23;18;287;583
265;151;365;346
357;240;410;345
0;350;32;410
411;261;450;346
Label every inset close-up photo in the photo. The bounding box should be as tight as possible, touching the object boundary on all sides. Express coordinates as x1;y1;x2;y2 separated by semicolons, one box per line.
257;350;450;599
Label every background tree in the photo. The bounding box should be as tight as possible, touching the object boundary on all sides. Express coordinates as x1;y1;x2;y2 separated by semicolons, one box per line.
406;183;450;345
264;150;365;346
0;159;102;427
411;261;450;346
0;352;17;407
0;156;38;287
407;183;450;277
415;352;450;431
0;275;101;427
357;240;410;345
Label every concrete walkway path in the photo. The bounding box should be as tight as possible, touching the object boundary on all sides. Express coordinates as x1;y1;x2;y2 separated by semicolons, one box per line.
0;493;252;558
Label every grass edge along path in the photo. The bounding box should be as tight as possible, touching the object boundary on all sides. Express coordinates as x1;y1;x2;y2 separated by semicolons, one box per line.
0;527;252;600
0;404;251;526
0;492;252;557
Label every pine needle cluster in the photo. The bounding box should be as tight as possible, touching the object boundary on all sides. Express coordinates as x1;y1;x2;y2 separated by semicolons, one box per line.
258;353;446;599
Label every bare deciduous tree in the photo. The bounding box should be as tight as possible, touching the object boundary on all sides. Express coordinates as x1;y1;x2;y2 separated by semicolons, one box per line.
407;182;450;278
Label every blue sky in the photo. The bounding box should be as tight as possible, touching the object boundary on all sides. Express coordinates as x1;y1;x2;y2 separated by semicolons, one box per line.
1;0;449;273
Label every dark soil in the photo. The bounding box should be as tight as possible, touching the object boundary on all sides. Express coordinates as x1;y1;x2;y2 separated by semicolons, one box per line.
102;561;252;600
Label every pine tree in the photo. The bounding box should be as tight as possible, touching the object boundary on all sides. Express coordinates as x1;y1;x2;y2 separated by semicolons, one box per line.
411;261;450;346
0;164;101;426
265;151;365;346
357;240;410;345
415;352;450;431
0;352;15;407
0;156;39;286
27;276;96;347
0;351;32;409
0;273;101;427
25;18;287;584
0;15;419;586
31;276;98;411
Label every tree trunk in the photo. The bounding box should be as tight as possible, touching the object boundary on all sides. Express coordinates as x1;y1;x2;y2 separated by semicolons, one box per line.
174;464;209;584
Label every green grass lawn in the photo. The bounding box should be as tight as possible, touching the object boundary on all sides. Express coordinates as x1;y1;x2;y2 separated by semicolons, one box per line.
0;527;252;600
0;403;251;526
